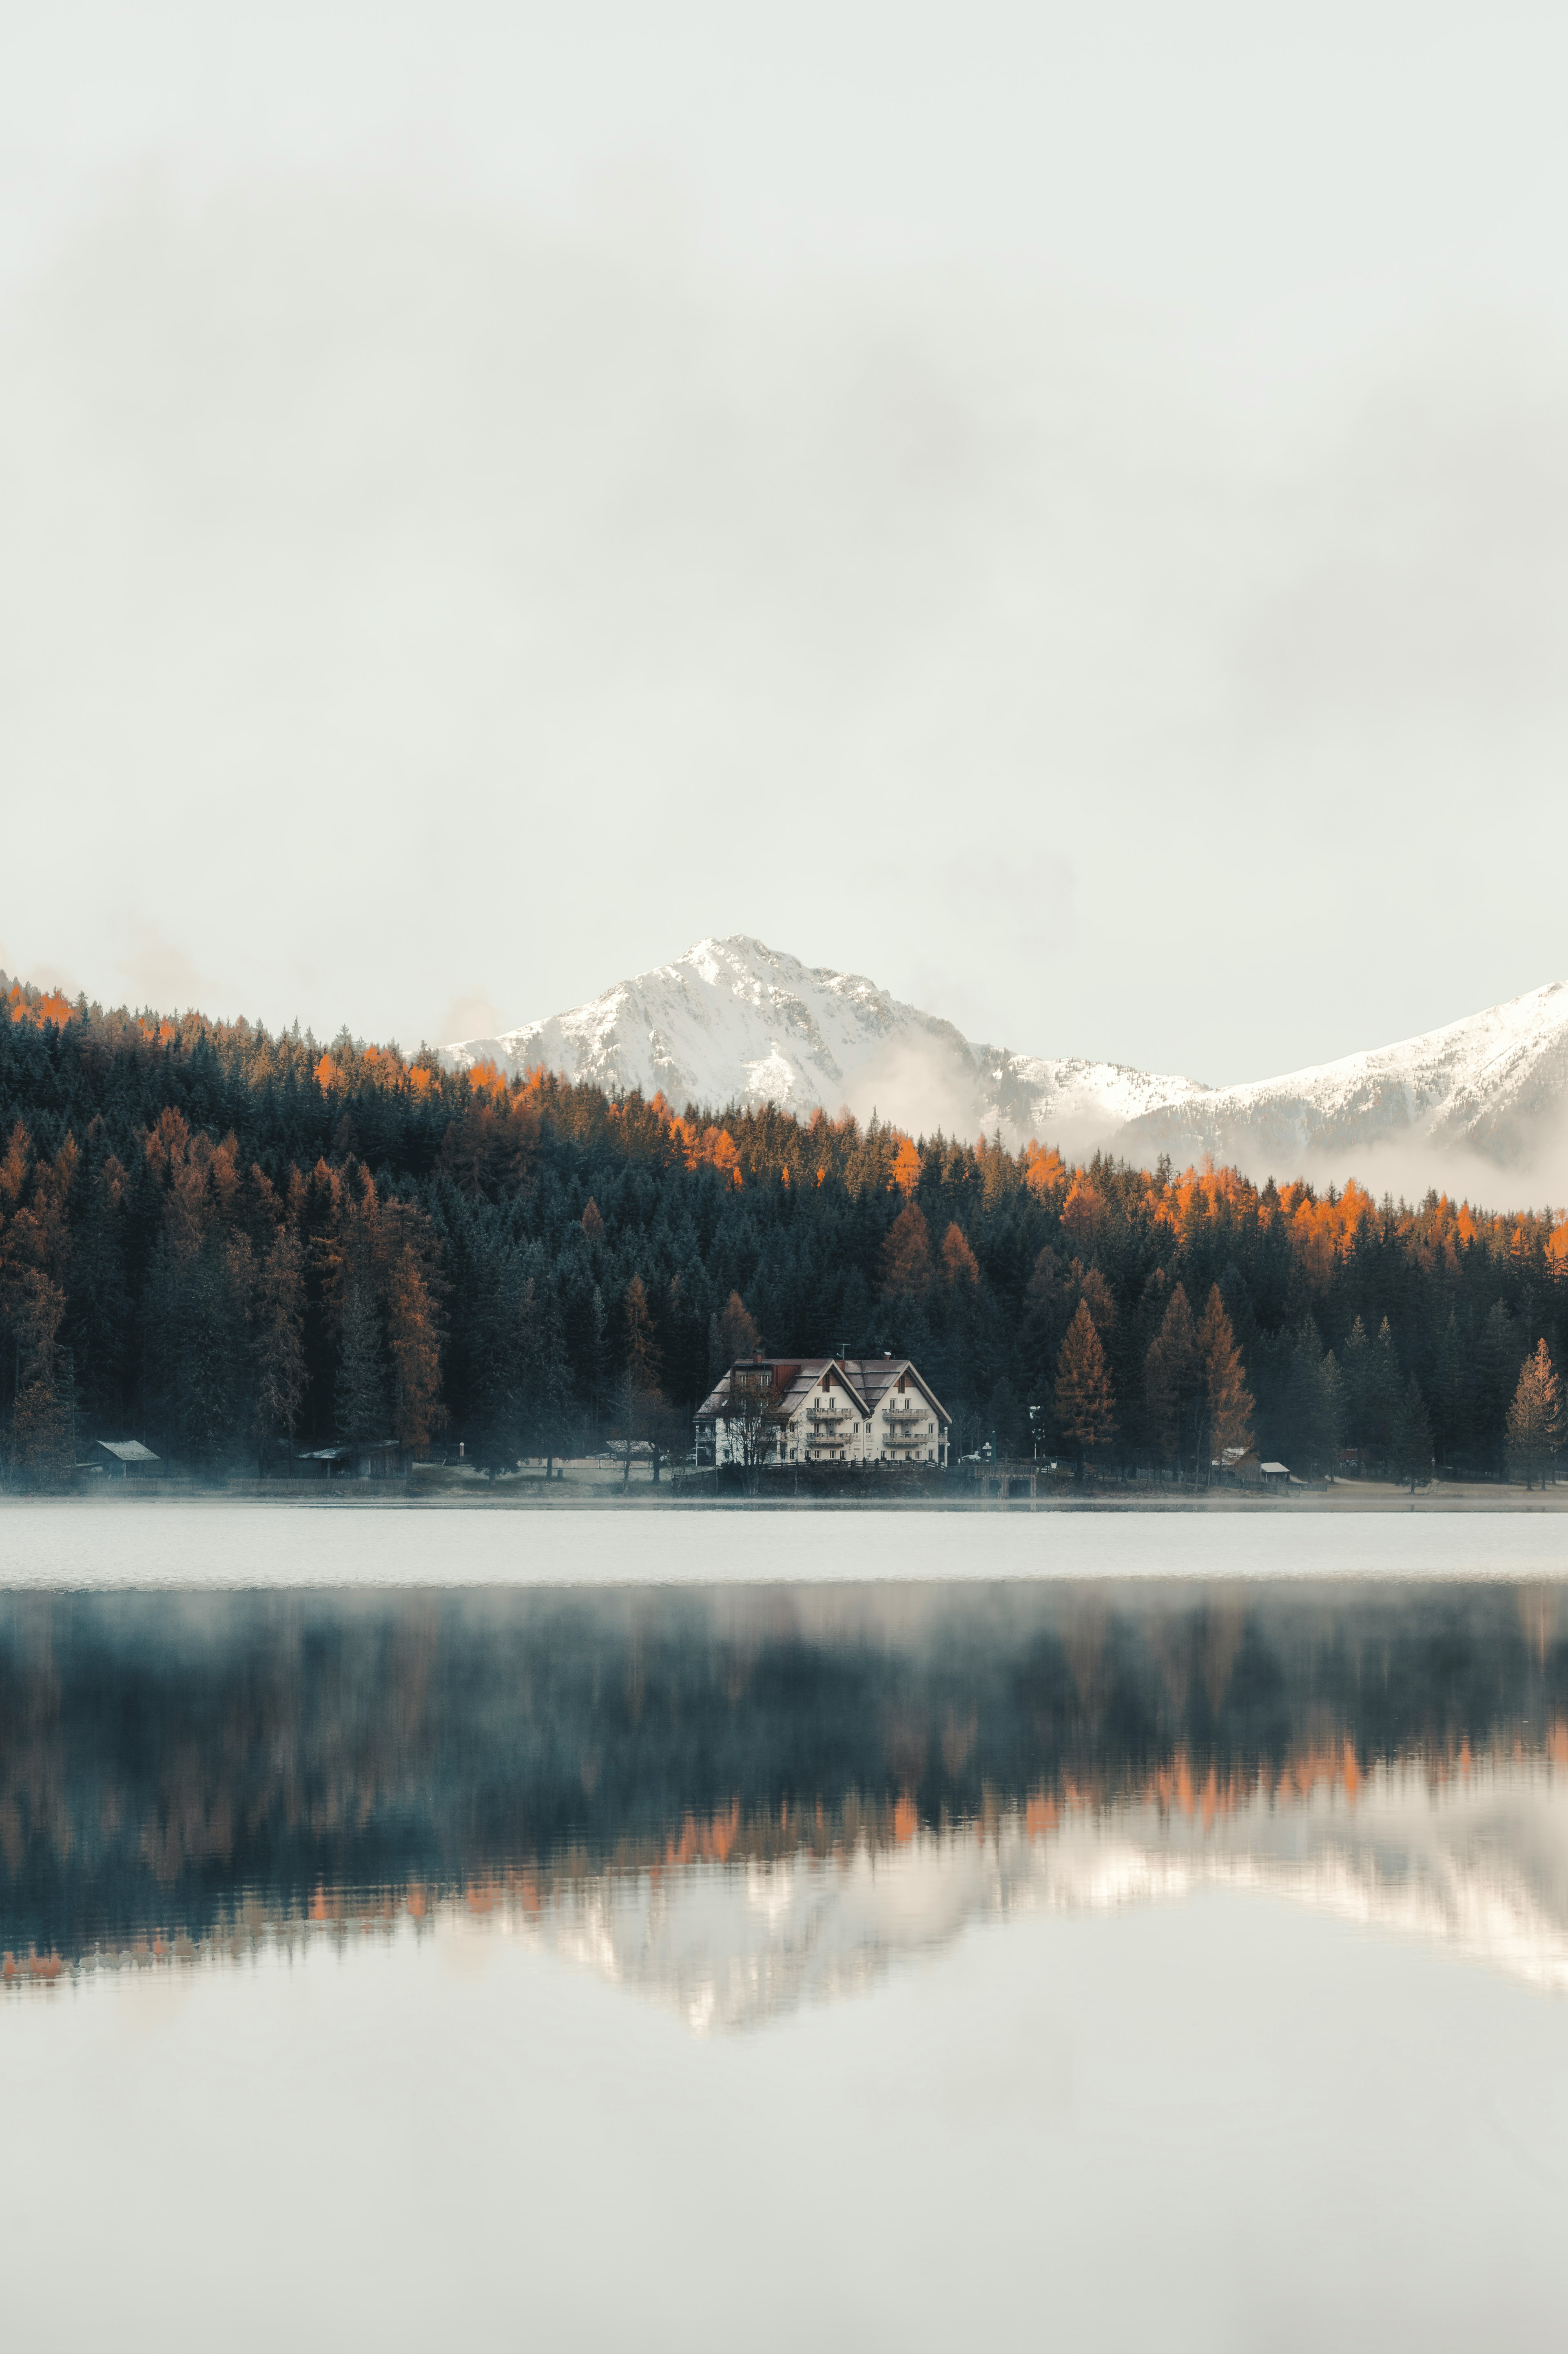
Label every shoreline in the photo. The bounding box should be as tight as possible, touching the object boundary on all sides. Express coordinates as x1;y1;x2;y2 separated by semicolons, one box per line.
5;1482;1568;1514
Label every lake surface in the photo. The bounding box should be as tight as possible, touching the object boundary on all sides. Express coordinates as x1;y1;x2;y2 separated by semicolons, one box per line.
2;1497;1568;1586
3;1513;1568;2350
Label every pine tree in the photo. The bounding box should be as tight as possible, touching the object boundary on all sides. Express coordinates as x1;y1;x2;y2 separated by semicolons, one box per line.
1075;1267;1117;1339
1056;1299;1116;1476
383;1212;444;1450
1367;1318;1401;1475
534;1286;573;1478
134;1113;256;1465
65;1142;131;1430
252;1226;307;1468
1391;1376;1434;1492
5;1268;74;1489
1199;1283;1254;1466
940;1223;979;1289
662;1258;714;1411
988;1374;1027;1461
141;1224;248;1466
1277;1321;1343;1480
1019;1246;1066;1399
1322;1352;1346;1477
609;1365;639;1488
625;1275;662;1394
1506;1341;1565;1488
710;1291;760;1379
1433;1311;1466;1468
881;1203;932;1300
459;1238;522;1476
336;1269;387;1441
1144;1283;1203;1477
584;1283;609;1441
1475;1300;1521;1473
1342;1316;1371;1473
621;1274;671;1483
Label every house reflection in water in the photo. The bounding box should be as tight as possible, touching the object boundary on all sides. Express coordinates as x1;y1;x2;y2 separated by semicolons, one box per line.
4;1579;1567;2022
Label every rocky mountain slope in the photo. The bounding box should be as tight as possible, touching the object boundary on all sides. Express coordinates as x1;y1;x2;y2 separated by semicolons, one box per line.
1118;981;1568;1175
443;934;1207;1156
444;936;1568;1183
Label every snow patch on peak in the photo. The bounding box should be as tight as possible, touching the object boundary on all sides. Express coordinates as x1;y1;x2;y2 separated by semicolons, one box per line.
684;939;725;988
442;940;1568;1198
442;933;1201;1148
1120;979;1568;1195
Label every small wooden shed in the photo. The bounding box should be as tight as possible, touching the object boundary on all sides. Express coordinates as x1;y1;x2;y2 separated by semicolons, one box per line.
95;1440;161;1478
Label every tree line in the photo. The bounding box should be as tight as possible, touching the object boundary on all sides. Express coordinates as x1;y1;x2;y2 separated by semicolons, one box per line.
1;975;1565;1487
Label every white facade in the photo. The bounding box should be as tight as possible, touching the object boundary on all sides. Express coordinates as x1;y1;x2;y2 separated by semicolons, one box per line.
697;1357;951;1469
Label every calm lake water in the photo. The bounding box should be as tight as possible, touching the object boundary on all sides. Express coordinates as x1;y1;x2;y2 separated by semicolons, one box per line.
3;1510;1568;2351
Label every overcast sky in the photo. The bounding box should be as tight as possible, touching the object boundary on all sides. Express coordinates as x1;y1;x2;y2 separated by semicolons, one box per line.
4;1;1567;1083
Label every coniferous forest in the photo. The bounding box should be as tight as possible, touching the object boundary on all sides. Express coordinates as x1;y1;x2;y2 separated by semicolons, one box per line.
1;976;1565;1489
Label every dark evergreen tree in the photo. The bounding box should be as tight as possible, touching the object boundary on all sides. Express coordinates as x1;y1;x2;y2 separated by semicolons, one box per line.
1391;1377;1434;1492
336;1271;387;1442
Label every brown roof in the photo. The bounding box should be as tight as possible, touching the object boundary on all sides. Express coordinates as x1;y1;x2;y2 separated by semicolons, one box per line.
695;1356;952;1427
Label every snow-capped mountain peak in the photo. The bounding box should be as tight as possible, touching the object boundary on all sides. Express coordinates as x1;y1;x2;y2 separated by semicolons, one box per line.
441;934;1203;1151
443;939;1568;1192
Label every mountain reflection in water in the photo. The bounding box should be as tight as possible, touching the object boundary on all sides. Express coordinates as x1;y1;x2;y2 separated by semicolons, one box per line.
3;1580;1566;2023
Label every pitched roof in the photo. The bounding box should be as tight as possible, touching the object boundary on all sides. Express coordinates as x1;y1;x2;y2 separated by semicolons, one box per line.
695;1356;952;1426
841;1358;953;1426
696;1358;858;1421
95;1439;160;1463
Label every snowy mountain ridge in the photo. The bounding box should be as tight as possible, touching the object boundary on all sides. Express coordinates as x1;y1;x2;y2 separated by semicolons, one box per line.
1118;979;1568;1178
442;936;1568;1187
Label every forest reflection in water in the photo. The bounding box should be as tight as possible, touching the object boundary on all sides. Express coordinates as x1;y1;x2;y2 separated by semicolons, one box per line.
4;1577;1567;2022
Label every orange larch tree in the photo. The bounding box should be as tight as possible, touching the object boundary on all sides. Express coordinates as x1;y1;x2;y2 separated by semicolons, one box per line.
940;1222;979;1288
881;1203;933;1300
1199;1284;1254;1468
1506;1340;1564;1488
1055;1300;1116;1475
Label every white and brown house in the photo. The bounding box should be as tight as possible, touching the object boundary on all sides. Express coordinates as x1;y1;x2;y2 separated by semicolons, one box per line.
696;1356;951;1469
